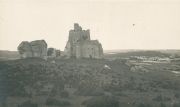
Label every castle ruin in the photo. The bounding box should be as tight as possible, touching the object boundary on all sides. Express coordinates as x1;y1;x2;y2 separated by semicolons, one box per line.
64;23;103;59
18;40;47;59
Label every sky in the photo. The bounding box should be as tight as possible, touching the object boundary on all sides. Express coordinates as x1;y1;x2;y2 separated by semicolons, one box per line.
0;0;180;51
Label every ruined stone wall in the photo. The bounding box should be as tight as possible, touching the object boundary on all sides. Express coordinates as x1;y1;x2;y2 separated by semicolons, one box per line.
47;48;61;58
65;23;90;57
18;40;47;59
69;29;90;43
31;40;47;58
64;41;71;57
64;23;103;59
18;41;33;58
76;41;103;59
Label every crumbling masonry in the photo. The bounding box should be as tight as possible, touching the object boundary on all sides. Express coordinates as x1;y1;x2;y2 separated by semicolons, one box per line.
64;23;103;59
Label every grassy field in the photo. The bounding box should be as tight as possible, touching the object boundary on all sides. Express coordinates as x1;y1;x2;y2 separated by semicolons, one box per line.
0;57;180;107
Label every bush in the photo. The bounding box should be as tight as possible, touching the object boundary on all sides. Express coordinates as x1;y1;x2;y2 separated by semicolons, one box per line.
76;87;104;96
82;96;119;107
173;103;180;107
174;92;180;98
160;102;166;107
17;100;38;107
45;98;71;106
137;103;152;107
60;90;69;98
152;95;163;102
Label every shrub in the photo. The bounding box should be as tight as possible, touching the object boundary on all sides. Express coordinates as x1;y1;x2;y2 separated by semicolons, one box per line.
174;92;180;98
45;98;71;106
173;103;180;107
82;96;119;107
60;90;69;98
17;100;38;107
160;102;166;107
152;95;163;102
137;103;152;107
76;87;104;96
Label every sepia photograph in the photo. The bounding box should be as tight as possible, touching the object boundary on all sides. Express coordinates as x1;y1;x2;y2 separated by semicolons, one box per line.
0;0;180;107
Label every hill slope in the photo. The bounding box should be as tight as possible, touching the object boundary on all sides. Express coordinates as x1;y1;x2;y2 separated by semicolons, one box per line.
0;58;180;107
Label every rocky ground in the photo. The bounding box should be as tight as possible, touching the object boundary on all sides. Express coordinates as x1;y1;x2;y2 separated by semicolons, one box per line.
0;58;180;107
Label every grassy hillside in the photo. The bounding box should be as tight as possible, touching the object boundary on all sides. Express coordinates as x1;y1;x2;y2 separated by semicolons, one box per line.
0;58;180;107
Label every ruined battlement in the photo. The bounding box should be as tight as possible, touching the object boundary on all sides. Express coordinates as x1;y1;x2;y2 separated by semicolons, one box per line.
74;23;82;31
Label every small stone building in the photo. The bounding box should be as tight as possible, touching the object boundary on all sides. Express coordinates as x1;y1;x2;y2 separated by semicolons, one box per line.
64;23;103;59
18;40;47;59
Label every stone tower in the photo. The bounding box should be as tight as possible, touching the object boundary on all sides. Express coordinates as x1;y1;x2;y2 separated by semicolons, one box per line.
64;23;103;59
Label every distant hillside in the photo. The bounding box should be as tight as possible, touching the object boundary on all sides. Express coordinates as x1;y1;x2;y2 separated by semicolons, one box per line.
104;50;171;59
159;49;180;55
0;50;20;60
1;49;179;61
